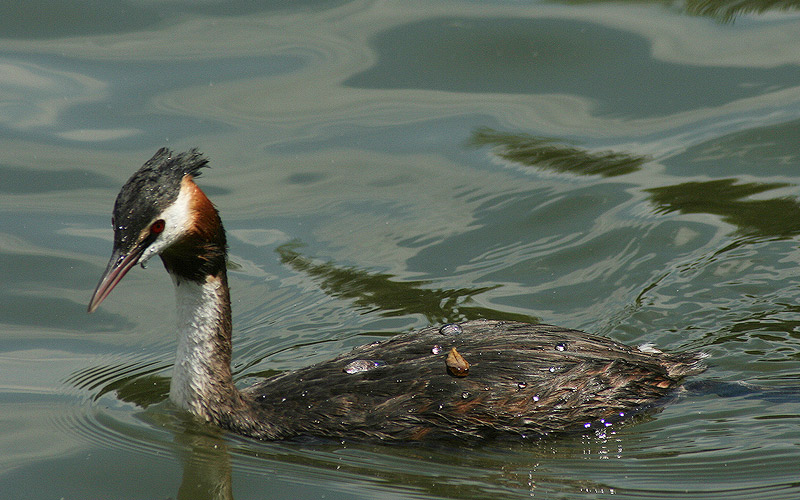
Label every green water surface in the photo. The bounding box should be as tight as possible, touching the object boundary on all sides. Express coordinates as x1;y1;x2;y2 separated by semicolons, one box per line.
1;1;799;499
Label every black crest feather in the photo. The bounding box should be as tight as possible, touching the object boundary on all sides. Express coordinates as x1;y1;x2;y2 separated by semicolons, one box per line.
111;148;208;250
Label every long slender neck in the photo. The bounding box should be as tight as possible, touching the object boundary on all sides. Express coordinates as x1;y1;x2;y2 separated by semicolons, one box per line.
157;178;280;437
157;177;254;427
169;270;243;421
168;267;280;439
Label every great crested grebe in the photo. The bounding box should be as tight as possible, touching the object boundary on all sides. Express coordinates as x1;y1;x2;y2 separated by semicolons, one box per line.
88;148;706;441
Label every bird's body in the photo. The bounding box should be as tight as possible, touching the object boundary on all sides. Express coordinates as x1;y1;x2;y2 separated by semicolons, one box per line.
88;148;706;442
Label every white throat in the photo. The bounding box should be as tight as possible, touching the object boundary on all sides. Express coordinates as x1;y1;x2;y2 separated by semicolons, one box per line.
169;274;232;415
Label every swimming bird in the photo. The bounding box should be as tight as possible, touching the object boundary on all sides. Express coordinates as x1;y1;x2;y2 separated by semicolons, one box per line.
87;148;706;441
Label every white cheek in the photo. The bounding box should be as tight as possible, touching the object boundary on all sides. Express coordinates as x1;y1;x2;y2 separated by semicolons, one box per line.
140;187;194;264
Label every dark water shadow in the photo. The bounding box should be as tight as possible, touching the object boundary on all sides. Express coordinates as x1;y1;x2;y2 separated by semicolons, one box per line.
168;410;658;500
470;128;647;177
684;379;800;404
276;241;539;324
646;179;800;239
67;360;170;407
166;418;645;500
471;128;800;241
173;421;234;500
562;0;800;22
683;0;800;21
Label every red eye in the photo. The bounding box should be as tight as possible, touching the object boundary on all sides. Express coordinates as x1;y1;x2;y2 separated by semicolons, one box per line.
150;219;166;234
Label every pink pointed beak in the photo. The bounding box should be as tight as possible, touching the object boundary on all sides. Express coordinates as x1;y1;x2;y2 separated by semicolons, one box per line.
87;245;146;313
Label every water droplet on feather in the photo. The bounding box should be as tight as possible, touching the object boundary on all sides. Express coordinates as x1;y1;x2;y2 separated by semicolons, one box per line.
343;359;386;374
439;323;462;335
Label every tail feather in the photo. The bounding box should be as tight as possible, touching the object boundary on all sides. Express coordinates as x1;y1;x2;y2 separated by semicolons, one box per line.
664;351;708;378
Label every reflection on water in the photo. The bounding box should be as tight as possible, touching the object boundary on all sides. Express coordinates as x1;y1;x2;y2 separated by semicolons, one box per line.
647;179;800;239
563;0;800;22
471;128;647;177
683;0;800;22
175;423;233;500
473;126;800;240
277;242;539;324
67;360;169;407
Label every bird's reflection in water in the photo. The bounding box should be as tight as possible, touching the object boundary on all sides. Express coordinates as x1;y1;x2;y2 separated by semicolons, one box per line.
173;418;232;500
